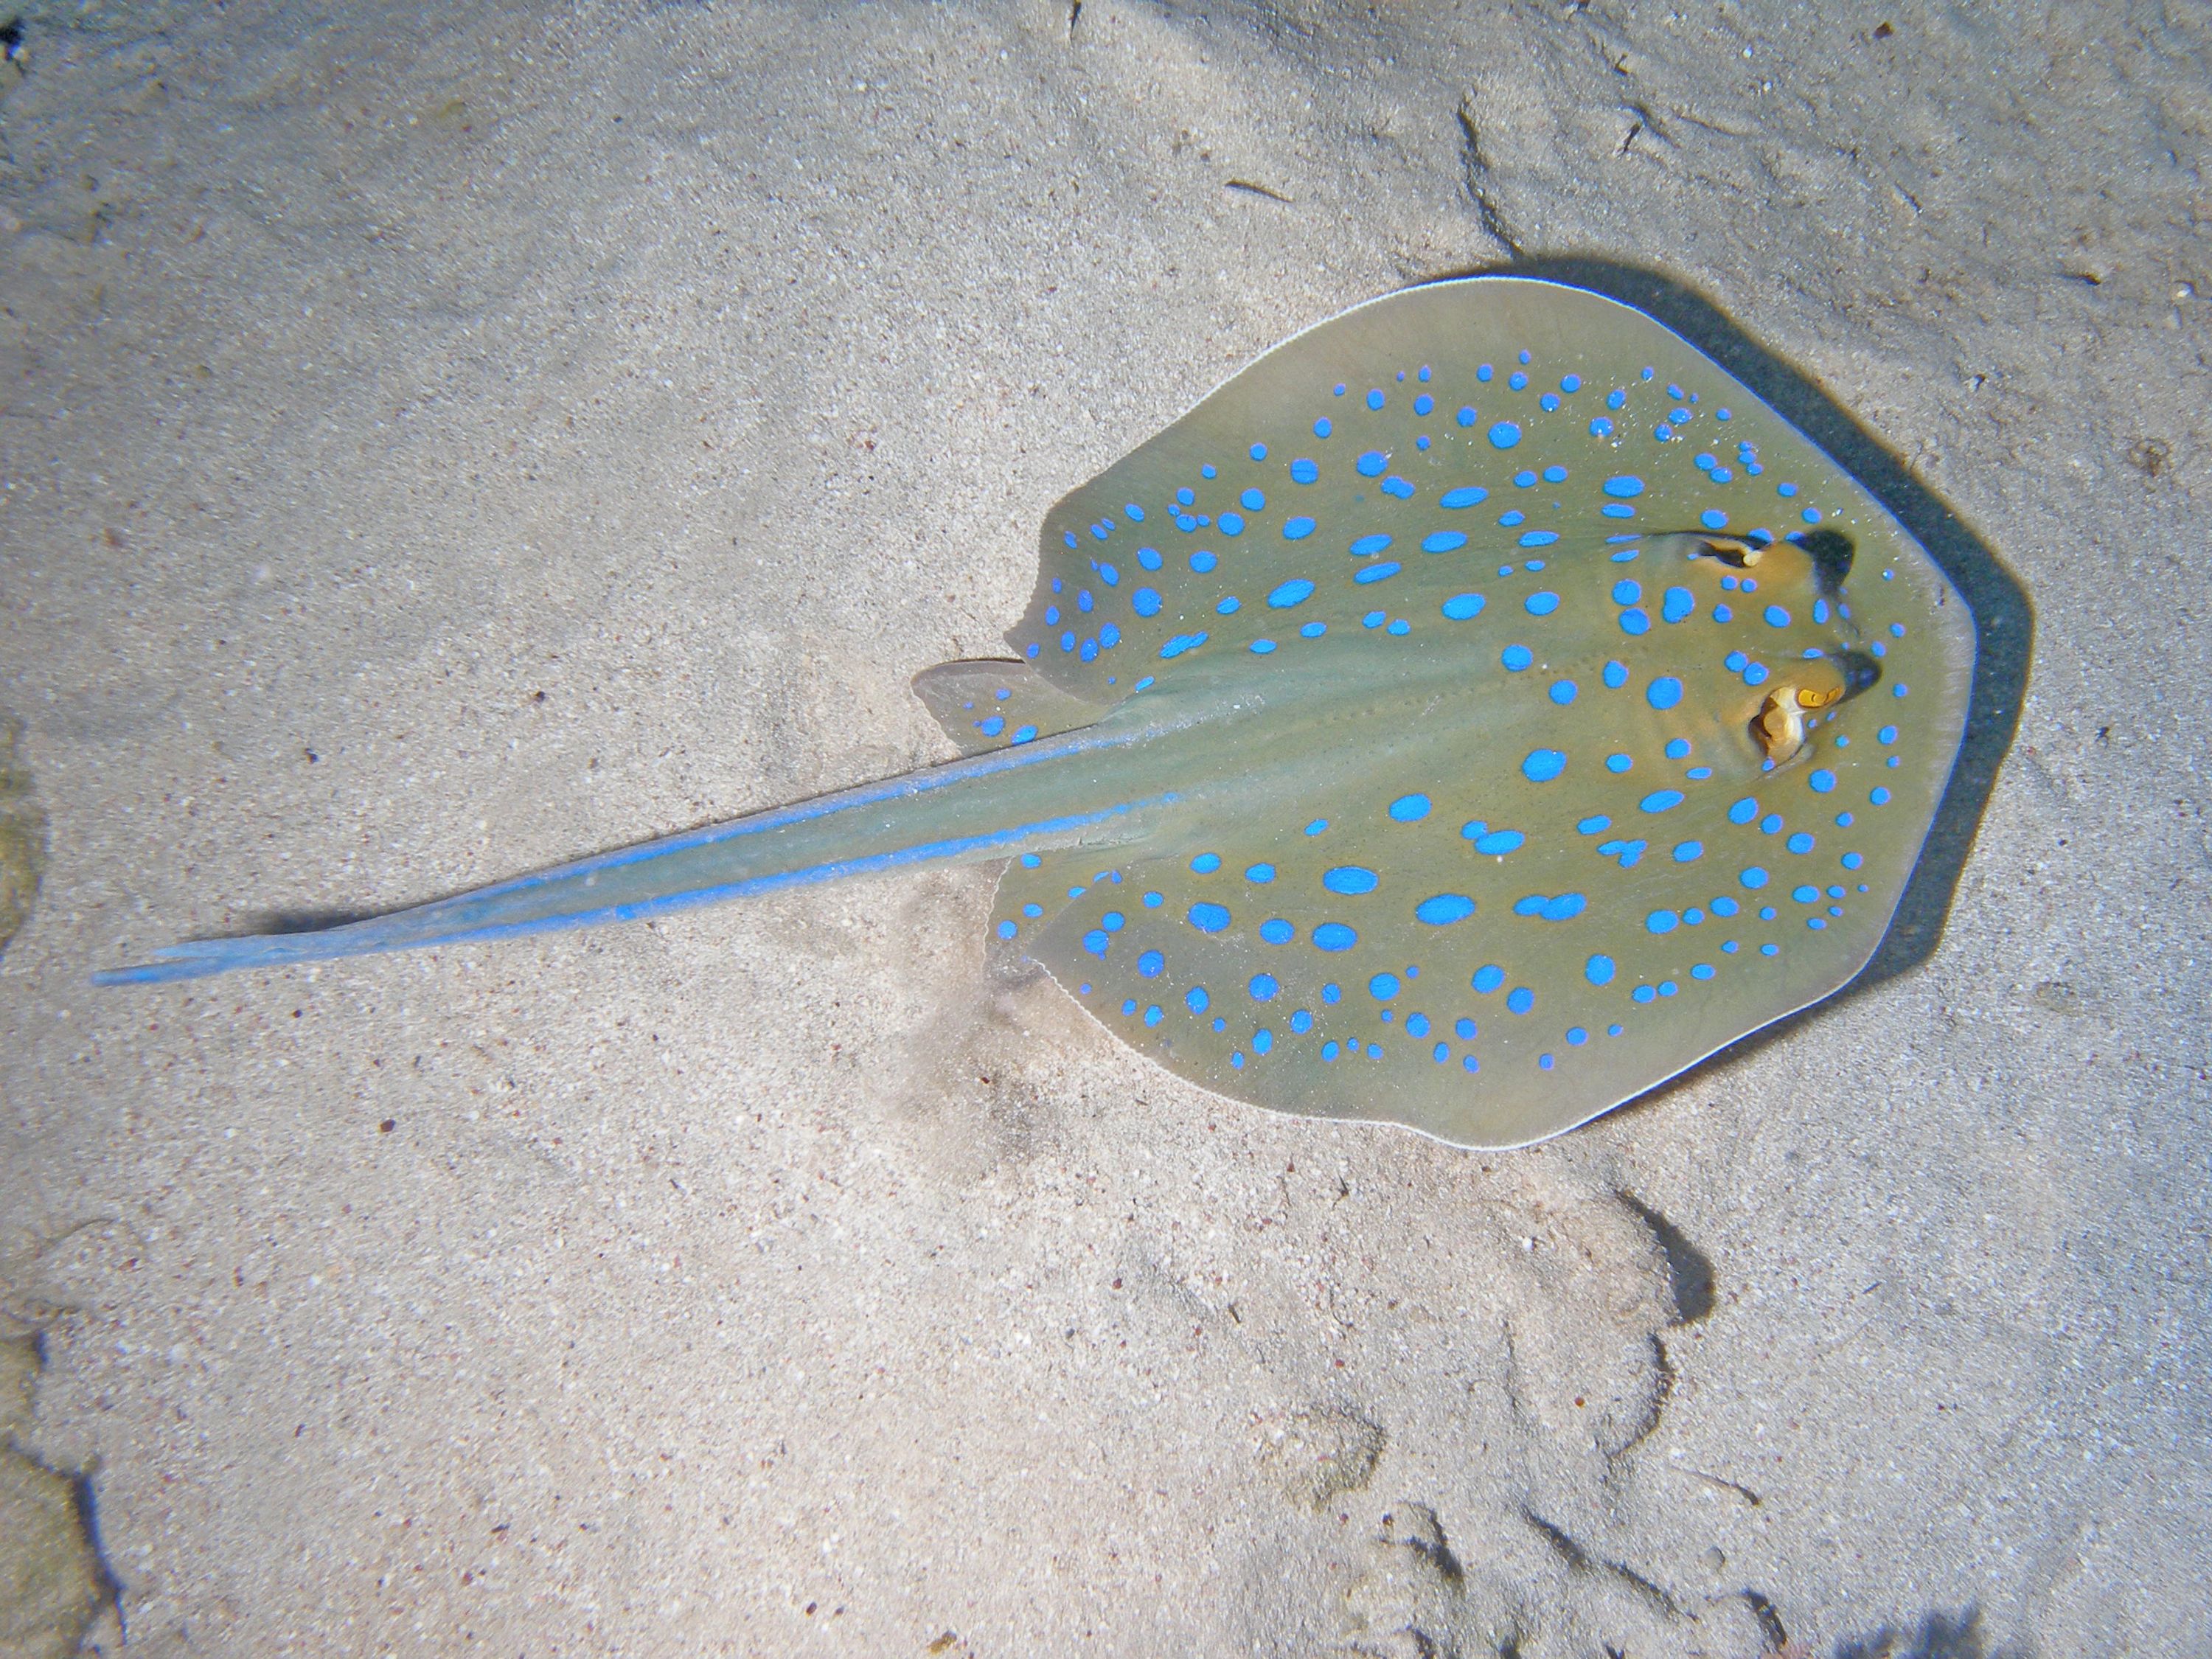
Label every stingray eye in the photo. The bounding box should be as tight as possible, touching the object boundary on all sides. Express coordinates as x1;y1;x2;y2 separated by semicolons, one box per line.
1691;534;1764;569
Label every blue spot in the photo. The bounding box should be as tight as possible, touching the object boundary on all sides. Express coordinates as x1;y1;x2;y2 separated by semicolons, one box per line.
1249;973;1279;1002
1267;579;1316;611
1290;459;1320;485
1792;884;1820;905
1674;841;1704;863
1453;1018;1477;1040
1283;516;1316;540
1191;852;1222;873
1217;596;1241;614
1489;422;1522;449
1415;894;1476;925
1641;790;1686;813
1133;588;1163;617
1312;923;1358;952
1519;530;1560;549
1525;591;1561;615
1619;608;1652;636
1728;797;1759;824
1368;972;1399;1000
1761;814;1784;834
1219;514;1245;537
1507;987;1534;1015
1135;950;1165;978
1144;1004;1164;1026
1324;866;1378;895
1441;593;1486;621
1472;965;1506;994
1586;954;1616;986
1354;562;1400;585
1253;1030;1273;1056
1188;902;1231;933
1764;605;1792;627
1012;724;1038;743
1349;534;1394;559
1646;676;1684;710
1138;546;1163;571
1186;986;1209;1015
1603;476;1646;499
1809;769;1837;793
1389;793;1432;822
1355;451;1388;479
1248;445;1267;463
1605;754;1634;774
1576;816;1610;836
1366;389;1385;411
1740;866;1770;889
1664;738;1691;759
1191;549;1217;573
1646;910;1680;935
1305;819;1329;836
997;919;1018;939
1523;748;1567;782
1100;623;1121;647
1422;531;1468;553
1470;828;1525;855
1787;832;1815;855
1549;680;1579;706
1290;1010;1313;1033
975;714;1006;737
1082;930;1110;958
1871;787;1893;805
1259;919;1295;945
1381;477;1415;500
1602;660;1629;690
1661;587;1696;623
1158;632;1208;658
1501;644;1534;672
1612;579;1641;605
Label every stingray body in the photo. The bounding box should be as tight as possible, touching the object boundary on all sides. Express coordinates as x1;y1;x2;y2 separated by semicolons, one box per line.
99;278;1975;1148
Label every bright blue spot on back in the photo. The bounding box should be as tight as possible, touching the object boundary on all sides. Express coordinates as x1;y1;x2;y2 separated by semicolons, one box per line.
1159;632;1208;658
1576;815;1610;835
1441;593;1486;620
1191;852;1221;872
1312;923;1357;952
1186;986;1209;1014
1523;748;1566;782
1603;476;1644;498
1415;894;1476;925
1283;517;1316;540
1641;790;1684;813
1268;579;1315;608
1368;972;1399;999
1250;973;1279;1001
1354;562;1400;585
1366;389;1385;411
1290;458;1319;484
1586;954;1616;986
1787;832;1815;854
1188;902;1231;933
1507;987;1534;1015
1245;863;1276;883
1764;605;1792;627
1646;910;1680;935
1662;586;1696;623
1422;531;1467;553
1525;591;1561;615
1809;769;1837;793
1674;841;1703;863
1700;509;1728;530
1619;608;1651;636
1548;680;1578;706
1259;919;1294;945
1740;866;1769;889
1470;829;1524;856
1612;580;1641;605
1728;797;1759;824
1646;676;1684;710
1381;477;1415;499
1217;596;1240;614
1323;866;1378;895
1606;753;1633;774
1388;794;1432;823
1356;451;1387;478
1138;950;1164;976
1439;487;1489;512
1502;644;1533;671
1489;422;1522;449
1132;588;1162;617
1350;533;1393;557
1473;965;1506;994
1012;724;1037;743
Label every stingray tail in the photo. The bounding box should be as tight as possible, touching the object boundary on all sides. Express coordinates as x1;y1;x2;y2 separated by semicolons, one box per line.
95;723;1175;987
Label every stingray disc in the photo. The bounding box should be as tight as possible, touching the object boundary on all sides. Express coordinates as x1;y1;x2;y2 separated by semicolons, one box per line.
970;277;1975;1147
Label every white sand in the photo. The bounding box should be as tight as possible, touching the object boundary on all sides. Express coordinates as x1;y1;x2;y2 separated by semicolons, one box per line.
1;1;2206;1652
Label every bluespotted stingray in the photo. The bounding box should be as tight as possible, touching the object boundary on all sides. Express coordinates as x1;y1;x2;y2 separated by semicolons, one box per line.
100;278;1975;1147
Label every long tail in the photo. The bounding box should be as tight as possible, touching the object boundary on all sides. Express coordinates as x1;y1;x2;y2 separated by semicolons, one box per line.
94;724;1174;986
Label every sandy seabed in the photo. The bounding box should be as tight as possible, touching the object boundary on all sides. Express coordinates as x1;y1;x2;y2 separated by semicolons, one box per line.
1;1;2207;1654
